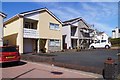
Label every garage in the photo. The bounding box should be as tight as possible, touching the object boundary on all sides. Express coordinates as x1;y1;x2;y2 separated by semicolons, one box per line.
23;39;33;53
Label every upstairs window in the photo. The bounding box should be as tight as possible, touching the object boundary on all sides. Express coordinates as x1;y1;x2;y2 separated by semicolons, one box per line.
49;23;59;30
24;22;36;29
119;29;120;33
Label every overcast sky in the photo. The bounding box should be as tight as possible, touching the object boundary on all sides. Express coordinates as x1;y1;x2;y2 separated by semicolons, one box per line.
2;2;118;37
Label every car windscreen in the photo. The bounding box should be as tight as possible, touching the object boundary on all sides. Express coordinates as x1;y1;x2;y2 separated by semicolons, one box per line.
0;47;17;52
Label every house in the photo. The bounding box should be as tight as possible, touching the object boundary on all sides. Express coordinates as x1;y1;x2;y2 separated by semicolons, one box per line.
0;12;6;46
3;8;63;54
112;27;120;38
62;17;94;49
93;31;109;42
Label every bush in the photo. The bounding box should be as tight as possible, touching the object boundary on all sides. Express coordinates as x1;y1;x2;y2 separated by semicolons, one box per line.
110;38;120;47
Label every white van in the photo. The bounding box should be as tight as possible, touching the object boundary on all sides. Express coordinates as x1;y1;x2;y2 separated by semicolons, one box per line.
89;40;111;49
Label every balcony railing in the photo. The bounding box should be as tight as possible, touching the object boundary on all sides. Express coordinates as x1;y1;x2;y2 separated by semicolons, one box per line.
23;28;39;39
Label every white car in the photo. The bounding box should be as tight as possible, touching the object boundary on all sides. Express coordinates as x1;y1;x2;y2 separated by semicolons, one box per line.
89;40;111;49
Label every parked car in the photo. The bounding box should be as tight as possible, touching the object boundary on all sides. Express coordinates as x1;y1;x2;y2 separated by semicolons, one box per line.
89;40;111;49
0;46;20;63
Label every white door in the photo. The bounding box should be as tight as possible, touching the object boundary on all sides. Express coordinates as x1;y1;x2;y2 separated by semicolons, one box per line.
24;39;33;53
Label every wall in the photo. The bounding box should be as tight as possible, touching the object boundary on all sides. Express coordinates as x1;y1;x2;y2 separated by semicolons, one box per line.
112;28;120;38
4;17;23;53
25;12;39;21
62;25;71;49
97;33;109;41
38;11;63;51
0;16;3;46
4;18;19;37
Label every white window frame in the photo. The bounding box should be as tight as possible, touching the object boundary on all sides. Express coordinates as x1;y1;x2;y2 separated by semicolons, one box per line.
49;39;60;47
49;23;60;30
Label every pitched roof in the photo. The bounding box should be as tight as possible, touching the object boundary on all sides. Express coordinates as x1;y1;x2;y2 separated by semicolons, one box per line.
62;17;91;28
4;8;62;25
63;17;81;24
96;32;105;35
0;12;7;18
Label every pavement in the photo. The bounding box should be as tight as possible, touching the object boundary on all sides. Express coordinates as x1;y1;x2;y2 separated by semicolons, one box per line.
1;60;103;79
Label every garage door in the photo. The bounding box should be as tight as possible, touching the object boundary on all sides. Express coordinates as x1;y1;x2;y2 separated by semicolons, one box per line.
24;39;33;53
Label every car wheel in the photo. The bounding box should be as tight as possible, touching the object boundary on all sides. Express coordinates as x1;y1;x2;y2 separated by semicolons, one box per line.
105;45;110;49
91;46;94;49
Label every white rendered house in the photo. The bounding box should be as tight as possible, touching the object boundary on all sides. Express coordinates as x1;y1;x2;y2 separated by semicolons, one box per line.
62;17;94;49
94;32;109;42
112;27;120;38
0;12;6;46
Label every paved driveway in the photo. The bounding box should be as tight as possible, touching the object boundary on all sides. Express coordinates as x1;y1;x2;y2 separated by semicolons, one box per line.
51;49;119;68
1;61;102;79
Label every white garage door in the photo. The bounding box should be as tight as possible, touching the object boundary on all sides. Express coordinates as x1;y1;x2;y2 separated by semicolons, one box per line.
24;39;33;53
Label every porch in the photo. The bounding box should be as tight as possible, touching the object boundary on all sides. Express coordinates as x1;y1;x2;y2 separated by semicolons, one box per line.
71;38;91;49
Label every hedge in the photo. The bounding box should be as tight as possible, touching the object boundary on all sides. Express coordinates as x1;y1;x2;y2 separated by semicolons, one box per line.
110;38;120;47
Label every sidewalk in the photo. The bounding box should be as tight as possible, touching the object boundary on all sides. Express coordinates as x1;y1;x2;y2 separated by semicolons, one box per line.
2;60;103;79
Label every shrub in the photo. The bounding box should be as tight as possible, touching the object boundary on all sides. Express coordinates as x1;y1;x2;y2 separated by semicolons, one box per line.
110;38;120;47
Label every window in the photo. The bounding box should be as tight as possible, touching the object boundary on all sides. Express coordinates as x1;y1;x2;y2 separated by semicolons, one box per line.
25;22;30;28
95;40;100;43
49;39;60;46
49;39;55;46
24;22;35;29
55;40;60;46
119;29;120;33
0;47;17;52
101;40;106;43
50;23;59;30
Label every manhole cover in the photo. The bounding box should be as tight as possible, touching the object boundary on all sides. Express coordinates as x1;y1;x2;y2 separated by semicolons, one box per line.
51;71;63;75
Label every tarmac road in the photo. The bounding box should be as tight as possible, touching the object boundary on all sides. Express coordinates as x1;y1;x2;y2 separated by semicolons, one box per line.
52;49;119;68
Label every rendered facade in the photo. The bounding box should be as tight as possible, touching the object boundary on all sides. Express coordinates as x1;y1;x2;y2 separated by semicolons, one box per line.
112;27;120;38
4;8;63;53
93;31;109;42
0;12;6;46
62;17;94;49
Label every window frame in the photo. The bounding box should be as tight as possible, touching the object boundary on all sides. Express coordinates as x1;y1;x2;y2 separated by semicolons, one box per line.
49;22;60;30
49;39;60;47
101;40;106;43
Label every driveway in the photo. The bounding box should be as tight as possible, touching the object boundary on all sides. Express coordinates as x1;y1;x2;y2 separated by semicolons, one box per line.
51;49;119;68
1;61;102;79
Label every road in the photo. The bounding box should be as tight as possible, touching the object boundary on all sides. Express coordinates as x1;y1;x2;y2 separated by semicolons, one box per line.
51;49;119;68
1;60;102;79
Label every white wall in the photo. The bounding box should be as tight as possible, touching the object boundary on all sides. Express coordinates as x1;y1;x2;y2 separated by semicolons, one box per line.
62;25;71;49
112;31;116;38
112;27;120;38
0;16;3;46
72;22;78;37
25;12;39;20
96;33;109;41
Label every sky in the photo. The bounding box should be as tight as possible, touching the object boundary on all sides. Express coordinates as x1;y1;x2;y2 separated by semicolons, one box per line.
2;2;118;37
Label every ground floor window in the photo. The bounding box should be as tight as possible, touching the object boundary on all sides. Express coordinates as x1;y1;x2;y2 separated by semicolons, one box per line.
49;39;60;47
